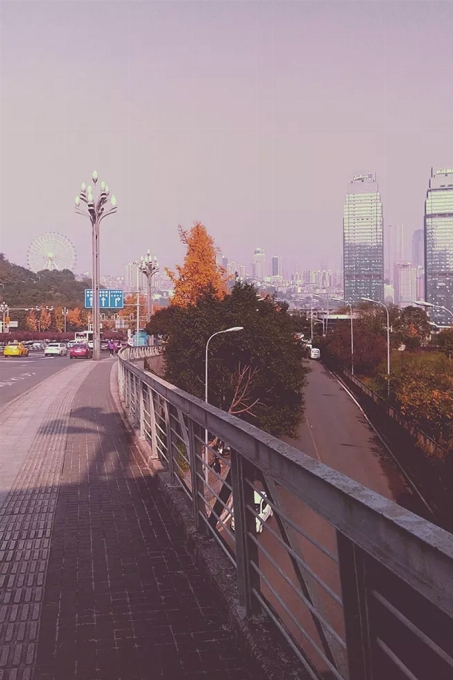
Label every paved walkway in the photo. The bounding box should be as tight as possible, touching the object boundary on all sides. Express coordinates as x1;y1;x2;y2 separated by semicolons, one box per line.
0;360;256;680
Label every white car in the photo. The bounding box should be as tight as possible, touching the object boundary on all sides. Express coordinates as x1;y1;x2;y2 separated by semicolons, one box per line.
231;491;273;534
310;347;321;360
44;342;67;357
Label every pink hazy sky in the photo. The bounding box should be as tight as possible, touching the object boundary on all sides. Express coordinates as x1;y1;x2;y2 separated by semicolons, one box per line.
1;1;452;276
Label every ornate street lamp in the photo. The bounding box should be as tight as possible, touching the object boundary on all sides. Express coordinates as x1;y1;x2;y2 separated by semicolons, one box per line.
138;250;159;322
75;171;117;360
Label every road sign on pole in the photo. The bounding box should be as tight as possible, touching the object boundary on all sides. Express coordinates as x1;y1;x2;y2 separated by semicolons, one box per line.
85;289;124;309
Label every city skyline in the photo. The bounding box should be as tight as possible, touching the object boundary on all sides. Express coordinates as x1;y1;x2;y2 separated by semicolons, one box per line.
1;2;452;277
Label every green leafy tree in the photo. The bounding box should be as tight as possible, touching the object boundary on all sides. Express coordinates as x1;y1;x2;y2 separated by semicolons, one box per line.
389;353;453;448
324;320;387;376
164;282;307;437
436;329;453;357
395;306;431;350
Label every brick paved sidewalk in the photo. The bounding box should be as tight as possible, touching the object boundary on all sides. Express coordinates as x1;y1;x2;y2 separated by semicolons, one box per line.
1;361;257;680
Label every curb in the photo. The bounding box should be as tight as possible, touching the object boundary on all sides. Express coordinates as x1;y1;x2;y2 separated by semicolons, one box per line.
109;362;307;680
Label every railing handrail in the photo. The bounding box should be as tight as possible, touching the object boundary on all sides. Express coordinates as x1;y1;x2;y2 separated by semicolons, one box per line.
119;352;453;619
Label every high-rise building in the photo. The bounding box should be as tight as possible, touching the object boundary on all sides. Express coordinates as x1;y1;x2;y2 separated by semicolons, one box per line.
343;173;384;303
424;168;453;326
124;263;146;291
412;229;424;269
394;263;418;307
271;256;282;277
252;248;265;280
221;256;229;269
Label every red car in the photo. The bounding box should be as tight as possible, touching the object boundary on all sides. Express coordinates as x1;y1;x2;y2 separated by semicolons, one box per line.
69;343;93;359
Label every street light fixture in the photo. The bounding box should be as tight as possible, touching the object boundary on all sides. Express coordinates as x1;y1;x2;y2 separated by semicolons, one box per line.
138;251;159;322
0;302;8;333
204;326;244;483
313;293;330;336
414;300;453;323
75;171;117;360
361;297;391;395
332;297;355;375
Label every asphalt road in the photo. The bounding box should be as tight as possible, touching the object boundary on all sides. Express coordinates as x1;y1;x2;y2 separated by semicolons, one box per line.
283;358;422;511
217;359;430;675
0;352;93;409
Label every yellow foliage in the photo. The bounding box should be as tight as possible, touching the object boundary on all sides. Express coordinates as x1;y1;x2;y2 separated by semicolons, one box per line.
166;223;230;307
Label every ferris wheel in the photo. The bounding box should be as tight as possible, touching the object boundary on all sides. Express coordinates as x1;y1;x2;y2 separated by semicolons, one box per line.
27;232;77;272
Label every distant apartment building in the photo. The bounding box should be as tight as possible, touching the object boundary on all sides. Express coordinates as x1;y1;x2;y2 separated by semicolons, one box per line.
221;256;229;269
271;256;283;278
343;173;384;303
252;248;265;280
424;168;453;326
412;229;424;269
124;263;146;291
394;263;418;307
227;262;247;280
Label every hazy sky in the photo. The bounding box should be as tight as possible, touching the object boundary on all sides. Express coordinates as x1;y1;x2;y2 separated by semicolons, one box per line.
1;1;452;276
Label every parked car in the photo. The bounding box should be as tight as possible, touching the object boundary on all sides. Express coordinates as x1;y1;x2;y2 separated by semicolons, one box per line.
69;343;93;359
231;491;273;534
4;342;29;357
310;347;321;360
100;340;109;351
44;342;68;357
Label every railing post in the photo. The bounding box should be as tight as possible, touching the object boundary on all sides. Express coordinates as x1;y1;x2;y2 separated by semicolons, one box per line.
148;389;158;459
230;450;261;616
164;401;175;481
336;531;373;679
188;419;208;534
138;381;145;439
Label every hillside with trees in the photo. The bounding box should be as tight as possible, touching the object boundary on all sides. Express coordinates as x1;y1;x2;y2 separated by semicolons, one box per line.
0;253;90;308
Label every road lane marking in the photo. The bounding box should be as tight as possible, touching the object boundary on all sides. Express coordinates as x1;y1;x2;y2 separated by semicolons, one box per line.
305;416;322;462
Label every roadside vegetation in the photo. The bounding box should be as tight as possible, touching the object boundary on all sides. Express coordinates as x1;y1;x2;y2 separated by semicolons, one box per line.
146;223;307;437
320;303;453;452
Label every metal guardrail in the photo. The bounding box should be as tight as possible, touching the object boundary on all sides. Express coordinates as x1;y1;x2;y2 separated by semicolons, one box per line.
120;344;162;362
118;350;453;680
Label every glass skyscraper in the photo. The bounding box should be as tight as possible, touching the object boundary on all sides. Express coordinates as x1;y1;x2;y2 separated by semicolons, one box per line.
343;174;384;303
424;168;453;326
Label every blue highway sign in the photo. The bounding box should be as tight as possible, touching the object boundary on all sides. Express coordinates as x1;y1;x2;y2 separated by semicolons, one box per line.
85;289;124;309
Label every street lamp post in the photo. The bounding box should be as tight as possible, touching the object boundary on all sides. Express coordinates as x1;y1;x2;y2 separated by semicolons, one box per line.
204;327;244;483
75;171;117;360
0;302;8;333
362;297;390;395
414;300;453;323
137;251;159;322
332;297;354;375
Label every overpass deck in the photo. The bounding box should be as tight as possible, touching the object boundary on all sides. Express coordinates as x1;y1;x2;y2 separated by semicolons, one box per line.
0;361;256;680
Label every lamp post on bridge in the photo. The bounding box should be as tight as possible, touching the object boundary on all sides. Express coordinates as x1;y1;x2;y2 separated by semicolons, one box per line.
204;327;244;484
75;171;117;361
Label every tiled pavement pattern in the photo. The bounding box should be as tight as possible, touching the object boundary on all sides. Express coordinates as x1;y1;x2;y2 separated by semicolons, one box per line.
0;361;96;680
1;360;257;680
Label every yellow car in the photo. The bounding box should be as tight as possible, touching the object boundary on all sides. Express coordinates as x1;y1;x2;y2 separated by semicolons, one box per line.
3;342;29;357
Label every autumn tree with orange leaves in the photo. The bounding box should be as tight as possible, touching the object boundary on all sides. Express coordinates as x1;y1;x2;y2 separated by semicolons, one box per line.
166;223;230;308
26;310;38;332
